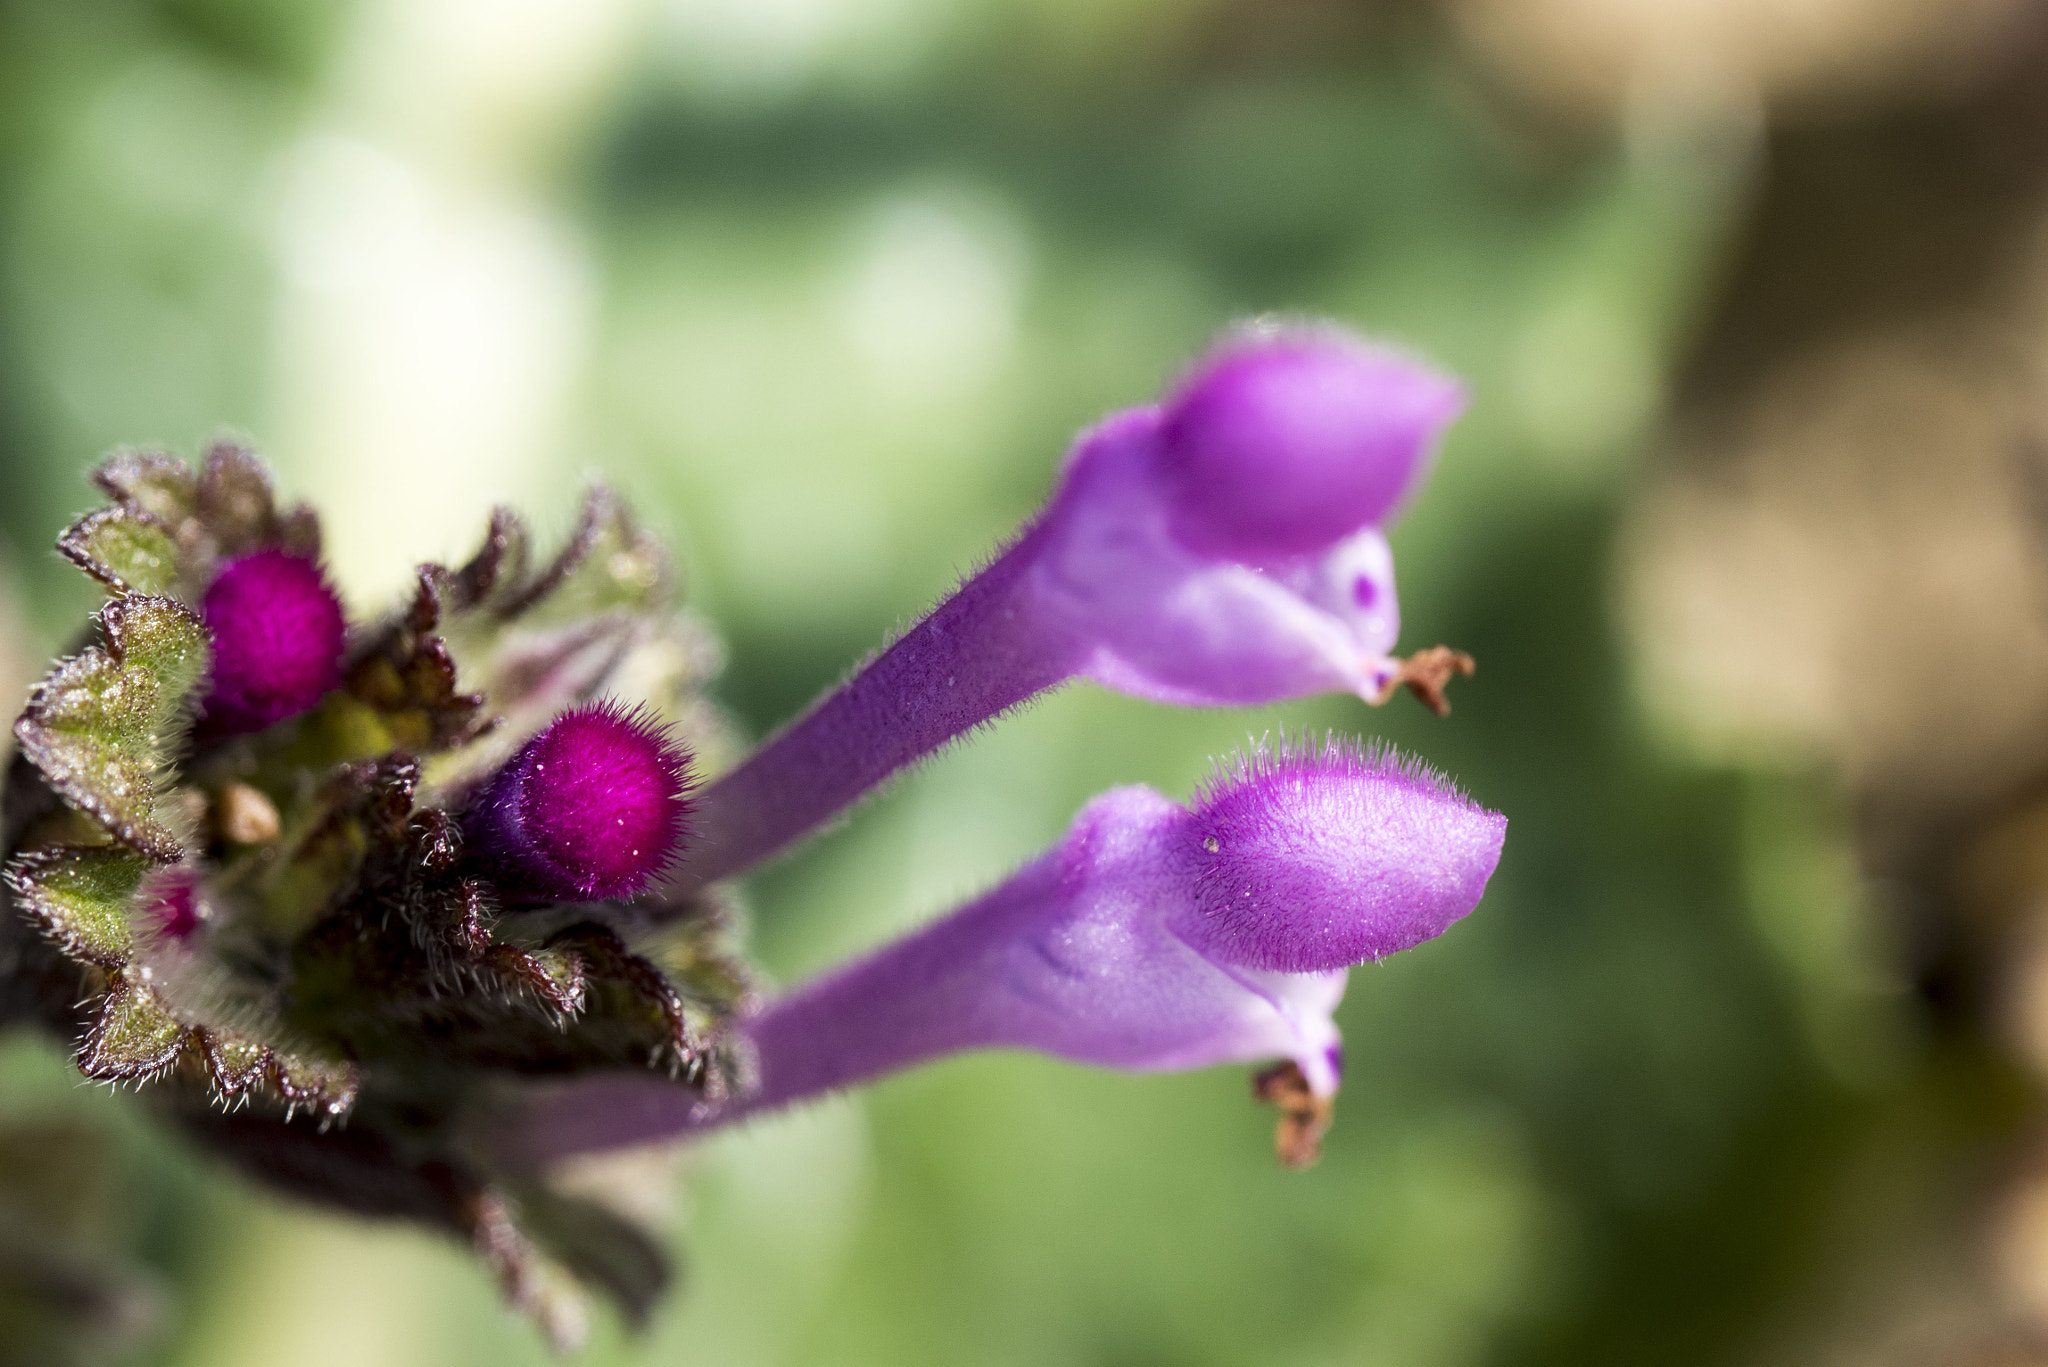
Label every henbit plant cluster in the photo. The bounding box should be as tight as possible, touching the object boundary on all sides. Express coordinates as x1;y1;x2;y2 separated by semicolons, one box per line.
0;322;1505;1348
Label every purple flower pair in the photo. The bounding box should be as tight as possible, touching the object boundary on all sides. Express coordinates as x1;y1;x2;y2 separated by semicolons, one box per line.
489;323;1502;1165
196;323;1501;1163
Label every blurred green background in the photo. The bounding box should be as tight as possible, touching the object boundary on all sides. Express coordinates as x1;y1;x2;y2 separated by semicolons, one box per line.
0;0;1939;1363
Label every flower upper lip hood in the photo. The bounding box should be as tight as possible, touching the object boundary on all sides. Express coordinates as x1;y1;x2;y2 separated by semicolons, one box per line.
1151;324;1464;559
1038;325;1459;708
676;324;1469;887
1031;405;1411;707
1172;741;1500;972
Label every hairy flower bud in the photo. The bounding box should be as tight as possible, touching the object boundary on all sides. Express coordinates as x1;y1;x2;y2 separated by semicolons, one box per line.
198;549;346;735
466;701;694;901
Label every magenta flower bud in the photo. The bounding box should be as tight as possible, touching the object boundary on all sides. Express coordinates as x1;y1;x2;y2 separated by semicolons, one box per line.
502;739;1504;1166
199;549;347;735
1156;328;1464;559
675;323;1468;888
467;701;693;902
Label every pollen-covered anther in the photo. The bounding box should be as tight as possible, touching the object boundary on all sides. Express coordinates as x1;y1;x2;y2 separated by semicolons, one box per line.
199;548;347;735
468;702;694;902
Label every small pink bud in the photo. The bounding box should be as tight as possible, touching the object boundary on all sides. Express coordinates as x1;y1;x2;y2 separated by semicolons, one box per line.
200;549;347;735
152;878;199;941
468;702;693;901
134;867;206;947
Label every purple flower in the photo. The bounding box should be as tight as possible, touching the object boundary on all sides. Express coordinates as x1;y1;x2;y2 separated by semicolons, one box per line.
681;326;1466;885
465;701;695;902
501;738;1504;1169
199;549;347;735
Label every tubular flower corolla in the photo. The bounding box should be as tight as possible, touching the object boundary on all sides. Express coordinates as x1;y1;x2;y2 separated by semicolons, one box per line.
681;323;1469;884
505;740;1504;1170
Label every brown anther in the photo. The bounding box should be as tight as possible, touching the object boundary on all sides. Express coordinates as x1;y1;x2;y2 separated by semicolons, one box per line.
216;782;281;845
1372;645;1476;718
1253;1060;1334;1170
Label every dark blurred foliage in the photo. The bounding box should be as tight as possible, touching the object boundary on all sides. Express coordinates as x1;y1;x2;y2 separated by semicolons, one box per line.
1629;13;2048;1360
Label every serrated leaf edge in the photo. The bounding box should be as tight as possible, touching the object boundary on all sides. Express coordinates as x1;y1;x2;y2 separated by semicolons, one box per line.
77;977;190;1083
1;845;142;969
13;594;208;862
55;505;181;596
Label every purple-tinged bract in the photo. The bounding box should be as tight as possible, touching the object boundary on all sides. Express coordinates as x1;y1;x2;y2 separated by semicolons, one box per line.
199;549;346;735
1172;740;1505;973
469;701;693;901
1156;327;1464;559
